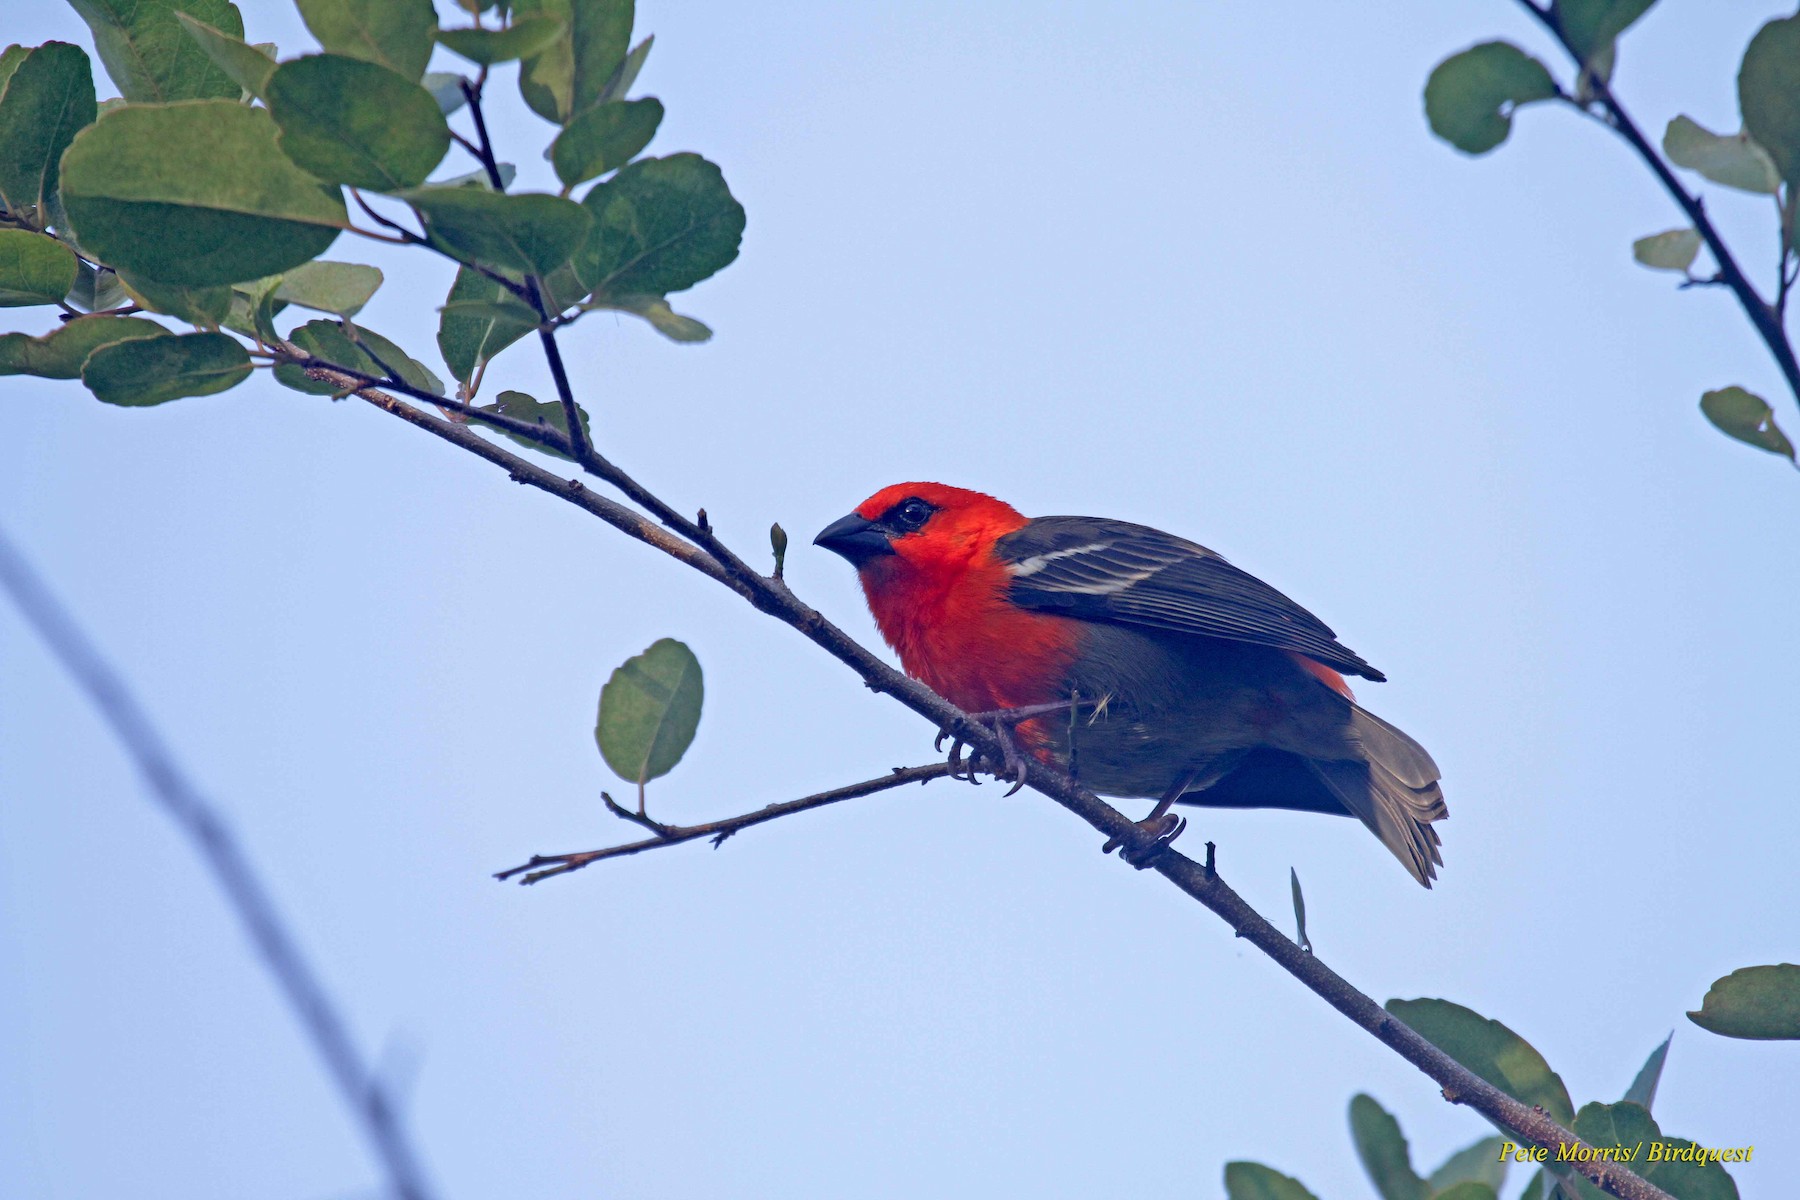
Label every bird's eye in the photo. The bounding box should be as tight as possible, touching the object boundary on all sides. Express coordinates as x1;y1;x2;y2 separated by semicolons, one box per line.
892;498;933;531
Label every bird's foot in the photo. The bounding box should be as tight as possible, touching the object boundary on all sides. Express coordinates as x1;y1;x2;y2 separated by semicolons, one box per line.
933;711;1035;795
1101;811;1188;869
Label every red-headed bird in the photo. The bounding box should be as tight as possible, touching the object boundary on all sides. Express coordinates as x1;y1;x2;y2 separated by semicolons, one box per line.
815;483;1446;886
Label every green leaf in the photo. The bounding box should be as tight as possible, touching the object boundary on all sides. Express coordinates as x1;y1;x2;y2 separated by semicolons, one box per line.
0;44;29;96
1428;1138;1508;1193
597;34;651;105
0;229;79;306
1289;866;1310;952
433;163;518;190
422;70;469;115
273;260;381;316
61;101;348;286
1349;1095;1429;1200
81;329;249;405
117;270;233;324
1739;15;1800;187
68;0;245;102
469;388;590;461
551;97;663;187
436;17;565;65
1663;116;1780;195
514;0;633;124
1571;1102;1741;1200
1622;1034;1672;1110
1430;1186;1498;1200
0;42;98;222
223;271;285;341
276;316;442;396
596;638;703;787
1384;999;1575;1126
575;153;745;296
1698;387;1796;462
0;314;167;378
1631;228;1700;273
585;293;712;343
173;13;276;98
1222;1162;1320;1200
295;0;437;82
1688;963;1800;1039
65;260;131;312
1424;42;1559;156
437;265;536;389
1552;1;1656;65
398;186;593;276
267;54;450;191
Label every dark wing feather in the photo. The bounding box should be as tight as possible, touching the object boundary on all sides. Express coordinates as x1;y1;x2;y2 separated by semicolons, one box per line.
996;516;1385;681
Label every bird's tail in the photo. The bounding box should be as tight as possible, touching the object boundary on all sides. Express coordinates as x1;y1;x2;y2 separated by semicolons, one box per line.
1306;705;1447;888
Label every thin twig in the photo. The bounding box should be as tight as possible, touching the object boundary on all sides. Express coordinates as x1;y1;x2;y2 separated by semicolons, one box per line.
495;763;959;884
337;367;1669;1199
1517;0;1800;415
0;525;437;1200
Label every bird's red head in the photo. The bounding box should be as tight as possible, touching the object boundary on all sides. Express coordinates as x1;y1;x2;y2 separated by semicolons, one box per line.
814;482;1027;576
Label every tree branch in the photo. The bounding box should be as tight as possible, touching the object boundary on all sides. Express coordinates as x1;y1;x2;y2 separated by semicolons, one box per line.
494;762;959;884
1518;0;1800;414
0;525;438;1200
326;367;1671;1200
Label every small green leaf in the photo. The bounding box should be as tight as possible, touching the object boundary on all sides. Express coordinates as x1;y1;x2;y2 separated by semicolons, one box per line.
596;638;703;788
60;101;348;286
276;317;442;396
0;314;167;378
0;229;79;306
1739;15;1800;186
1384;999;1575;1126
174;13;276;98
1222;1162;1320;1200
1424;42;1559;156
1663;116;1780;195
437;265;536;389
68;0;245;102
117;270;233;324
0;44;29;96
551;97;663;187
1699;387;1796;462
273;260;382;316
597;34;651;105
1289;867;1311;952
436;17;566;65
1349;1095;1428;1200
1631;228;1701;273
1688;963;1800;1039
1428;1138;1508;1193
1622;1034;1672;1110
586;293;712;342
514;0;634;124
295;0;437;82
422;70;469;115
399;186;593;276
770;522;788;576
1552;1;1657;66
469;388;590;461
0;42;98;222
1571;1102;1741;1200
575;153;745;296
223;272;286;341
81;329;249;405
65;261;131;312
267;55;451;192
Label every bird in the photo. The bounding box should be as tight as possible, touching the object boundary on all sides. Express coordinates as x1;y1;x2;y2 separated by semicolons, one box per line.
813;482;1447;886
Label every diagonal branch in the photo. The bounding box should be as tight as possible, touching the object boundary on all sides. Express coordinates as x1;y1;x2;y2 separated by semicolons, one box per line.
494;762;959;884
333;369;1670;1200
0;525;438;1200
1519;0;1800;415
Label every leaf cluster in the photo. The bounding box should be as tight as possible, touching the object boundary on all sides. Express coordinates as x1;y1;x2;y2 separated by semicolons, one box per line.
0;0;743;413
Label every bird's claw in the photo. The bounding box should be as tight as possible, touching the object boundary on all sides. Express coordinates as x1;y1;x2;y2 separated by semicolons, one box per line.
1100;811;1187;868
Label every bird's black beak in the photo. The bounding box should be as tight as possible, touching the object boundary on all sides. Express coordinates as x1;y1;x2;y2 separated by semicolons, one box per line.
814;512;894;565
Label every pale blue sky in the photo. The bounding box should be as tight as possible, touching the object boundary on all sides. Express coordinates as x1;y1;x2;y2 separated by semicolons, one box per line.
3;2;1796;1197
